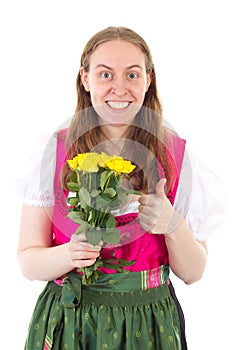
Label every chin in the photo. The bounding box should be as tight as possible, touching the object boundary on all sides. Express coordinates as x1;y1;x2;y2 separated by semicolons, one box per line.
105;120;134;128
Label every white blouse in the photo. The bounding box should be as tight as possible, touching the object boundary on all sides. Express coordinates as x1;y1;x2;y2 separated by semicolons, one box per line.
15;132;226;242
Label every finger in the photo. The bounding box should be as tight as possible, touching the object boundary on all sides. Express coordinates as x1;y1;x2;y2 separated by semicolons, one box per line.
75;258;98;268
78;241;103;249
138;211;154;226
70;240;102;251
138;213;153;232
139;197;165;213
155;178;167;198
71;233;103;246
138;194;157;207
70;243;102;253
70;250;100;260
70;234;103;251
71;232;87;243
138;194;149;206
138;204;156;217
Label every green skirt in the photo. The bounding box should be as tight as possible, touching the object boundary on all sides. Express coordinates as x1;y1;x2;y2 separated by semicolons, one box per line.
25;266;182;350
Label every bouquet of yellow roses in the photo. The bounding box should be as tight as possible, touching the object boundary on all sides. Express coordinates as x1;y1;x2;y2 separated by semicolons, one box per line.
66;152;139;285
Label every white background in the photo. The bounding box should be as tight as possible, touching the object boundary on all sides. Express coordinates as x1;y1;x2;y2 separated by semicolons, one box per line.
0;0;231;348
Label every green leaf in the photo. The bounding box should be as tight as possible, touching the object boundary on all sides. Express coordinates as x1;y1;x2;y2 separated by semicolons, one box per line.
117;192;128;203
108;175;118;189
66;182;80;192
100;193;113;202
90;189;101;197
94;197;106;211
79;186;91;209
105;215;116;228
67;211;86;225
88;211;93;222
74;222;89;235
100;170;114;190
67;197;79;206
103;188;116;198
69;172;77;183
85;229;102;246
124;189;142;196
108;200;120;211
102;229;120;244
95;194;112;210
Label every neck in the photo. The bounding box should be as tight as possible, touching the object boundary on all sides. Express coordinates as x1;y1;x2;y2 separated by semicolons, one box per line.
100;123;130;139
99;125;130;156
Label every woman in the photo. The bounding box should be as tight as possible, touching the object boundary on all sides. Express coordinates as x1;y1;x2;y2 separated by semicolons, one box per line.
17;26;222;350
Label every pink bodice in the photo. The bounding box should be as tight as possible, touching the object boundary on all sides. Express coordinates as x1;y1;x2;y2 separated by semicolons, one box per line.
52;129;186;273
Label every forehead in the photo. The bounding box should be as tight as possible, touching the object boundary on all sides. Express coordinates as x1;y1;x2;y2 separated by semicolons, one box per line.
89;40;146;69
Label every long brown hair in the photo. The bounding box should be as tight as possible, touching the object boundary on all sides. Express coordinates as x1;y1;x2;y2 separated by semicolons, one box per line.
62;26;175;194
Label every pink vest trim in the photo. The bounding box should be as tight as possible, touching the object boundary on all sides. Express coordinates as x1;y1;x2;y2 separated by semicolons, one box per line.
52;129;186;273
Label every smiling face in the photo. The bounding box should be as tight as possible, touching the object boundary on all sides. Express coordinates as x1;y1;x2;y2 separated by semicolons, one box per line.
80;40;151;137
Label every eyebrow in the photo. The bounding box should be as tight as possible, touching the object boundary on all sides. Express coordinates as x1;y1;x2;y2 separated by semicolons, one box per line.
95;64;143;70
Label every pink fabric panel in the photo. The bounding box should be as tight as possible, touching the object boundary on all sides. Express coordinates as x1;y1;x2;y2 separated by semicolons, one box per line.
52;129;186;273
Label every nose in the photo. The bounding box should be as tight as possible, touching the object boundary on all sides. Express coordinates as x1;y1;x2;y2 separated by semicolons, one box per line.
111;76;128;96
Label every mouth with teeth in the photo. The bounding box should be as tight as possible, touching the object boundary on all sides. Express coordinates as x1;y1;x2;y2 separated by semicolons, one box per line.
96;101;139;127
106;101;131;110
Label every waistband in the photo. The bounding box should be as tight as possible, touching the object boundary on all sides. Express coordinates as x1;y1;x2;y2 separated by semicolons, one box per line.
53;265;170;308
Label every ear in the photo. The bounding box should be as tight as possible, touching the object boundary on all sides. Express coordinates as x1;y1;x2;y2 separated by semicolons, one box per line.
80;67;90;92
146;72;152;92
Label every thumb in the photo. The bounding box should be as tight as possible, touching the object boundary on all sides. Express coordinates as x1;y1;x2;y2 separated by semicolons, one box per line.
155;178;167;197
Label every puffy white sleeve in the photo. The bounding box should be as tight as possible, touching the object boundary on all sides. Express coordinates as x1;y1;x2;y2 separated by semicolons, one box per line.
15;132;57;207
174;149;227;241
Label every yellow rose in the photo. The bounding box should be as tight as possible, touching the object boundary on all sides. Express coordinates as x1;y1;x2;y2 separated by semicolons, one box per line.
67;152;135;174
67;155;80;171
78;153;100;173
102;156;136;174
67;153;98;172
98;152;114;166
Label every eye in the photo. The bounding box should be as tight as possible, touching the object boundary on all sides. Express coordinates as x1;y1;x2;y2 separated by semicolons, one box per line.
100;72;113;79
128;72;138;79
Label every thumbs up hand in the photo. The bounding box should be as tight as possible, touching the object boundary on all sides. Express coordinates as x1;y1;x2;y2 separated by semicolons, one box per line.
138;178;183;235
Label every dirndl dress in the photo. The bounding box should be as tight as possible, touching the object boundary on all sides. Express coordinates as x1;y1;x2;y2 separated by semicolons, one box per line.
24;128;187;349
